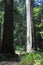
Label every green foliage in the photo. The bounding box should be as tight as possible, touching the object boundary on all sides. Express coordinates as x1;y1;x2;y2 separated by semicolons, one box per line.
16;45;24;51
13;0;26;51
20;53;43;65
32;3;43;50
33;7;41;24
0;0;4;47
0;0;3;3
0;11;4;24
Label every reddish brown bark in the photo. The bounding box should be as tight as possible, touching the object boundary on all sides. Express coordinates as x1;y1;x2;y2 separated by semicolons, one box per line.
1;0;14;54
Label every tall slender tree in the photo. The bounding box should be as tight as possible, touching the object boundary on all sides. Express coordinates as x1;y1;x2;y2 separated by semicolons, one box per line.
1;0;14;54
0;23;1;51
26;0;32;52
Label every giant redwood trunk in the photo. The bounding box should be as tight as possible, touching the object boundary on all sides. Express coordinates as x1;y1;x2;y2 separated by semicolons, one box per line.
1;0;14;54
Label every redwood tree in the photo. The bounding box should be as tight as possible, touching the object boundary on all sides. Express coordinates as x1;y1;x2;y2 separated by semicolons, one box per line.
1;0;14;54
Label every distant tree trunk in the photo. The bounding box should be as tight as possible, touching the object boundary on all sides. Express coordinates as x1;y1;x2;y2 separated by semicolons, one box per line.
0;23;1;51
26;0;32;52
1;0;14;54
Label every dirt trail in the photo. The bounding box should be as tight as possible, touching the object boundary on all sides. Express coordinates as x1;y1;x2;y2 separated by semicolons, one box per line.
0;61;19;65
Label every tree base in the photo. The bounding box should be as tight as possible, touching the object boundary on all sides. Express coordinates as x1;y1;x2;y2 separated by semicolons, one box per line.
0;53;20;61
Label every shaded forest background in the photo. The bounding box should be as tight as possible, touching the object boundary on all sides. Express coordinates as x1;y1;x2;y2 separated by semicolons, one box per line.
0;0;43;53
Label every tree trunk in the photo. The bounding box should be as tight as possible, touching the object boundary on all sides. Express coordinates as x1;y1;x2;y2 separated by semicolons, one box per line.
1;0;14;54
0;23;1;52
26;0;32;52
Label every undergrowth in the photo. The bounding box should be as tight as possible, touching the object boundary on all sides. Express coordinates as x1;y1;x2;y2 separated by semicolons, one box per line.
20;52;43;65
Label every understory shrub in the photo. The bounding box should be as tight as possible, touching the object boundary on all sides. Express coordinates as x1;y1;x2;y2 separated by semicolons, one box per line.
20;53;43;65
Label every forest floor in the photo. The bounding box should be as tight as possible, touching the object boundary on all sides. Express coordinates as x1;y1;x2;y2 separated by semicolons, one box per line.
0;52;43;65
0;52;21;65
0;61;19;65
